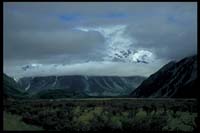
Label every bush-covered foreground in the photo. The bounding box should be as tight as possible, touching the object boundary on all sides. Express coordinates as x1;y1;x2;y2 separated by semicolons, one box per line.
3;111;43;131
4;98;198;131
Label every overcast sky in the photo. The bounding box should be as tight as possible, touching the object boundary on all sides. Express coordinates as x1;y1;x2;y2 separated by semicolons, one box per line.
3;2;197;79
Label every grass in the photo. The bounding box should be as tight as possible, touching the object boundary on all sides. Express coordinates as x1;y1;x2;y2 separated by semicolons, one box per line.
3;111;43;131
4;98;198;131
163;111;197;131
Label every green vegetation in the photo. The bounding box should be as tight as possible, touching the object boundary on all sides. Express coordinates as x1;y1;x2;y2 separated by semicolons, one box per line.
4;98;198;131
3;73;29;99
33;89;88;99
3;112;43;131
163;111;198;131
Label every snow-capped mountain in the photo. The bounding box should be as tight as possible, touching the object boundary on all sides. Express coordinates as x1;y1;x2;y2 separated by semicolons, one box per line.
112;49;153;64
76;25;154;64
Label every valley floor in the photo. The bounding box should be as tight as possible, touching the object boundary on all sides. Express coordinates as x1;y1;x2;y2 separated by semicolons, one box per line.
3;112;43;131
3;98;198;131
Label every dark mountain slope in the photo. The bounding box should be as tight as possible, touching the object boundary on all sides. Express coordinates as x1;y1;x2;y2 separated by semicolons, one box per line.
3;73;29;99
18;75;146;96
130;55;198;98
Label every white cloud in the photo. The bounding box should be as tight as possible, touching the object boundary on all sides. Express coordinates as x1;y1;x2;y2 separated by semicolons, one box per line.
5;60;166;80
131;50;154;63
76;25;155;63
3;2;196;79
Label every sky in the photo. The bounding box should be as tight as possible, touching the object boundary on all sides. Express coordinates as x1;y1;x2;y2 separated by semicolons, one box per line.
3;2;197;80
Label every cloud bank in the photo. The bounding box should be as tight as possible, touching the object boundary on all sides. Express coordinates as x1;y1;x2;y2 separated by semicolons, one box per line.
3;2;197;79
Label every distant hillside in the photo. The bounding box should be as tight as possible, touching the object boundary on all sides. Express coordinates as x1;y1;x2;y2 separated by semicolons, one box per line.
18;75;146;97
33;89;88;99
130;55;198;98
3;73;29;99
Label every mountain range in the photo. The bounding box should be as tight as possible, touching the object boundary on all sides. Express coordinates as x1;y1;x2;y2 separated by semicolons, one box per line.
3;55;198;99
18;76;145;97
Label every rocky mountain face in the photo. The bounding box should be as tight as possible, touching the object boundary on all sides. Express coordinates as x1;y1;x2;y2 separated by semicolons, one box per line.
130;55;198;98
3;73;28;99
18;75;146;96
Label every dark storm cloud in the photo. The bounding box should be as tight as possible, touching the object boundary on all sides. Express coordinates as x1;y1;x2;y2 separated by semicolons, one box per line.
124;3;197;61
4;29;105;60
3;2;197;78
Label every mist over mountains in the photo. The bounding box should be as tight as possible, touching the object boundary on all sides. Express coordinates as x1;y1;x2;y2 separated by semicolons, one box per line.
3;3;197;99
3;3;198;132
4;3;197;80
3;55;198;99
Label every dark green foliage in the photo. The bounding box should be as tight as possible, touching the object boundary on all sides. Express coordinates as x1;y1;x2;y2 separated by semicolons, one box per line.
3;112;43;131
4;98;198;131
33;89;88;99
3;73;29;99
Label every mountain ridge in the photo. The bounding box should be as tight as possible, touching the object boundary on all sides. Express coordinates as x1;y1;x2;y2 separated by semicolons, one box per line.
18;75;146;96
130;55;198;98
3;73;29;99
